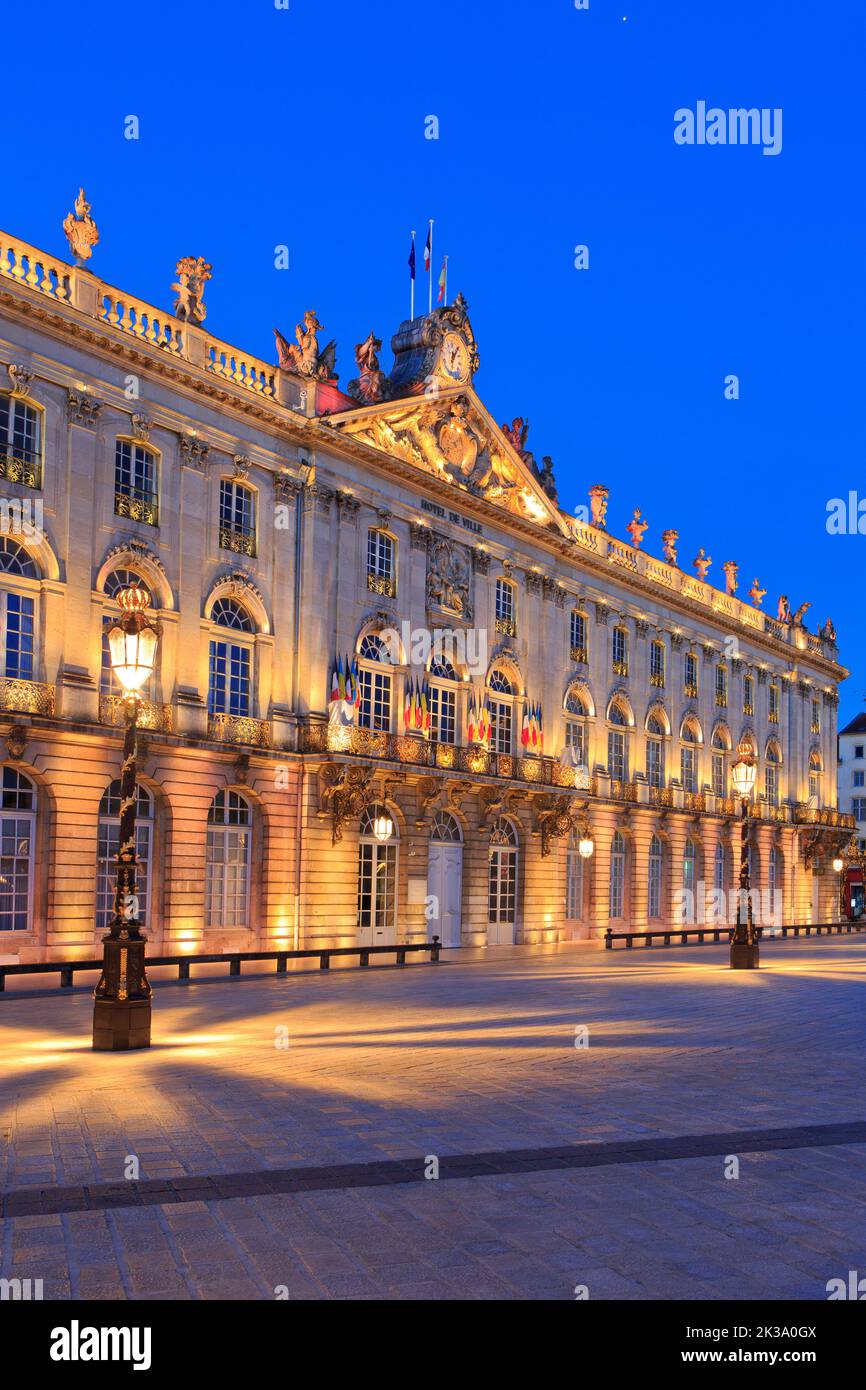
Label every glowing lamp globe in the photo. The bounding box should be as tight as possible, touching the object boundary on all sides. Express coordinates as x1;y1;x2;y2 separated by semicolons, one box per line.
832;856;845;874
730;742;757;799
578;831;595;859
373;813;394;843
107;586;158;695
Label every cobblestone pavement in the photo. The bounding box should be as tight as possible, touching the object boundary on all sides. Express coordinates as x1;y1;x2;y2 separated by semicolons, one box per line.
1;938;865;1299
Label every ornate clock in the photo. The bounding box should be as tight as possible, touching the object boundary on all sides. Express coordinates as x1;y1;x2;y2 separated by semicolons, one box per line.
439;331;471;384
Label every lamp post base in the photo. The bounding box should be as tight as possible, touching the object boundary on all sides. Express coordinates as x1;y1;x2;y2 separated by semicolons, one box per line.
92;932;152;1050
730;941;760;970
93;996;152;1051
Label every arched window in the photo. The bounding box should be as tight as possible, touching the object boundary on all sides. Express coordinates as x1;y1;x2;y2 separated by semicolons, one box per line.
0;392;42;488
0;767;36;931
648;833;663;919
487;668;515;754
566;827;585;920
101;570;154;696
428;655;458;745
646;713;666;788
431;810;462;842
96;782;154;931
488;817;518;926
682;837;696;921
765;741;781;807
357;631;395;731
680;719;701;794
609;830;626;918
607;700;630;783
206;791;252;928
358;804;399;940
367;528;396;597
0;541;37;682
114;438;158;526
208;599;255;717
768;845;779;918
809;750;823;805
219;479;256;556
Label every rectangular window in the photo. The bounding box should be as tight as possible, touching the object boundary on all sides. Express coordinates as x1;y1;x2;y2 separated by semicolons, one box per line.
208;639;251;717
495;579;516;636
768;682;780;724
114;439;158;526
0;394;42;488
367;529;395;596
358;667;392;731
712;752;725;797
566;848;583;920
681;746;697;794
853;799;866;821
743;674;754;716
219;480;256;556
608;729;626;782
429;685;456;744
0;813;33;930
609;849;625;919
715;665;728;708
646;738;663;788
612;627;628;677
855;771;865;788
570;610;587;663
0;592;34;680
811;699;821;735
765;765;778;806
650;640;665;687
565;720;586;764
684;652;698;698
490;698;513;754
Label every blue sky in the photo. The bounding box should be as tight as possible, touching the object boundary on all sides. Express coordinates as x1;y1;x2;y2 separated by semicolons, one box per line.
5;0;864;721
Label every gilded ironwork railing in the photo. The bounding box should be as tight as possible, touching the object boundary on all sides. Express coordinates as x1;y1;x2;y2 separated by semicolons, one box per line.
793;805;855;828
99;694;173;733
570;645;588;665
115;490;158;527
219;526;256;557
495;616;517;638
0;678;55;715
612;659;629;677
650;670;665;688
0;448;41;489
208;714;271;747
367;572;395;598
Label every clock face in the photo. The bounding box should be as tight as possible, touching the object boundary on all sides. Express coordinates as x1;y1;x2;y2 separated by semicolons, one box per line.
440;332;470;383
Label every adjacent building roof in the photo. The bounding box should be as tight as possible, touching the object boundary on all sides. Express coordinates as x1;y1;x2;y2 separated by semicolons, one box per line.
839;713;866;736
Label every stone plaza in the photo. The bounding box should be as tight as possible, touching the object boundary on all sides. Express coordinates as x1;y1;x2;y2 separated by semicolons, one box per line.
1;936;864;1300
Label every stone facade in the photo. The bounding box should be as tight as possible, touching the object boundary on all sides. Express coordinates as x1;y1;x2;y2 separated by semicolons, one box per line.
0;222;854;961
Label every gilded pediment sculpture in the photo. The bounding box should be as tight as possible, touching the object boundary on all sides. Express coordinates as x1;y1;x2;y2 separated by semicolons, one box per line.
336;396;558;528
274;312;338;381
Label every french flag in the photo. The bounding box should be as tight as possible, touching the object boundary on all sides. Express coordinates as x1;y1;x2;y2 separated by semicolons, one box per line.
424;225;432;273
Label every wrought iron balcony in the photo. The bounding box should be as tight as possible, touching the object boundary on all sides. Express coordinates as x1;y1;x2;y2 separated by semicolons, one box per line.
99;694;173;733
650;670;665;688
0;446;41;489
612;658;629;677
208;713;271;747
570;645;588;665
0;677;55;716
367;571;396;598
495;616;517;638
219;525;256;557
115;489;158;527
793;804;855;828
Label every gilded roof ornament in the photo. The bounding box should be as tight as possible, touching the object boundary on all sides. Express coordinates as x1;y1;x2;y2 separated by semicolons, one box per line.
63;188;99;264
172;256;213;325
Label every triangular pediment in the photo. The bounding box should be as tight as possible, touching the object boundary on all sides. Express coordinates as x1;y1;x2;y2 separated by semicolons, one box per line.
323;387;569;535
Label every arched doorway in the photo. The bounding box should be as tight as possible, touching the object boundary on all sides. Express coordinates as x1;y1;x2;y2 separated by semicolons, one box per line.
488;817;518;945
427;810;463;947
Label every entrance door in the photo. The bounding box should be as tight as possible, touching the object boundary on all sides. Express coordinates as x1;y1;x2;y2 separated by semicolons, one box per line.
357;805;398;947
428;842;462;946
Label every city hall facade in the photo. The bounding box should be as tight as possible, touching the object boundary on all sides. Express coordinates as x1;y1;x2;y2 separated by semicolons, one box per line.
0;212;854;962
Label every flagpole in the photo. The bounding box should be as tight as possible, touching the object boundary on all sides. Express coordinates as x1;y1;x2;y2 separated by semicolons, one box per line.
444;255;448;307
410;229;415;321
428;219;434;314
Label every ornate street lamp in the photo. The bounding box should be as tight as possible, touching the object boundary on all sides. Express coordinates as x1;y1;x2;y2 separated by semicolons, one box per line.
577;820;595;860
373;811;394;843
730;739;758;969
92;586;159;1050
